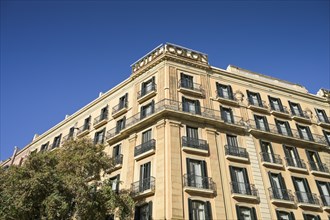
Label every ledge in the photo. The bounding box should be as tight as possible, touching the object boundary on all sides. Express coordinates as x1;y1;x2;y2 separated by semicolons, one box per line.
262;161;284;169
247;105;269;113
216;97;239;106
76;129;90;138
182;146;208;156
310;170;330;177
287;166;308;173
137;91;157;104
134;149;155;161
270;110;290;118
270;198;296;206
184;187;215;195
232;193;259;202
225;155;249;163
112;108;128;118
93;119;107;129
178;88;204;97
297;202;321;210
132;189;155;199
291;115;311;123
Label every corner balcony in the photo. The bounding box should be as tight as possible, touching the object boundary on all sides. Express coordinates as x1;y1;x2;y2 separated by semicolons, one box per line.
134;139;156;160
285;158;308;173
137;83;157;103
225;145;249;162
93;113;108;129
216;91;238;106
183;174;215;195
290;111;311;123
308;162;330;177
178;79;205;97
131;177;155;199
269;187;295;206
112;102;128;118
247;99;269;113
76;124;90;137
296;192;321;209
230;182;259;202
320;195;330;211
317;117;330;129
269;106;290;118
260;152;284;169
182;136;209;155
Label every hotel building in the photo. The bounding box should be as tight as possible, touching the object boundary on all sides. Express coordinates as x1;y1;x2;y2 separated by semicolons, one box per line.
2;43;330;220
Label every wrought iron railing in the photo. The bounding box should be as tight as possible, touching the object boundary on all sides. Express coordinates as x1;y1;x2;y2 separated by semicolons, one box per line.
216;90;236;101
94;112;108;125
295;191;320;205
308;161;330;173
225;145;249;158
268;187;295;202
112;154;123;166
269;105;290;114
131;177;155;197
178;79;204;94
137;83;157;99
183;174;215;191
134;139;156;157
221;115;245;126
230;182;258;197
285;157;307;169
112;102;128;115
182;136;209;151
260;152;282;165
77;123;90;135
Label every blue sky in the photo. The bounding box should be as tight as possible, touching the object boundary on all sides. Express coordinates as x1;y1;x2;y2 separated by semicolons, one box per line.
1;0;329;161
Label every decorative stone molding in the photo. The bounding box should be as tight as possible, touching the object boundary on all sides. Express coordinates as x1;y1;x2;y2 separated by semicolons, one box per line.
305;108;313;119
234;90;244;102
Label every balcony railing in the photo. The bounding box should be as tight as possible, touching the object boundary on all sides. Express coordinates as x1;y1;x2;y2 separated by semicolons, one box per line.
321;195;330;206
269;187;295;202
270;105;290;115
308;161;330;173
183;174;215;191
112;102;128;115
260;152;282;165
285;157;307;169
247;99;268;109
182;136;209;151
225;145;249;159
94;113;108;125
290;110;310;120
230;182;258;197
216;90;236;101
112;154;123;166
131;177;155;197
221;115;245;126
137;83;157;99
77;123;90;135
178;79;204;94
134;139;156;157
295;192;320;205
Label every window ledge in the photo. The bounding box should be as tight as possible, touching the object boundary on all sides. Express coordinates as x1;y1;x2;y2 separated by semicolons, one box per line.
270;198;296;206
184;186;215;195
232;193;259;202
310;170;330;177
93;119;107;129
216;97;239;106
225;155;249;163
178;88;204;97
182;146;208;155
247;105;269;113
132;189;155;199
270;110;290;118
318;121;330;129
323;206;330;212
134;149;155;161
291;115;311;123
137;91;157;104
77;129;90;138
261;161;284;169
287;166;308;173
112;108;128;118
297;202;321;210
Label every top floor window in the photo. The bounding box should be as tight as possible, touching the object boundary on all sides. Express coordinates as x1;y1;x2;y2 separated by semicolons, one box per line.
119;93;128;109
216;83;234;100
40;142;49;152
83;116;91;130
52;134;62;149
268;96;284;112
100;106;108;120
315;108;329;123
247;90;263;107
288;101;303;117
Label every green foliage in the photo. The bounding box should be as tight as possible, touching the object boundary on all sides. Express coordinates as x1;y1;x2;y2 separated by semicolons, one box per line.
0;139;134;220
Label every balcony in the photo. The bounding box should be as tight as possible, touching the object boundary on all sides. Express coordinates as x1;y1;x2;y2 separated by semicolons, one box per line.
269;106;290;118
112;102;128;118
216;91;238;106
178;79;204;97
137;83;157;103
308;162;330;177
93;113;108;128
230;182;259;201
182;137;209;155
290;111;311;123
260;152;284;169
112;154;123;168
134;139;156;160
296;192;321;209
317;117;330;129
221;115;246;129
225;145;249;162
183;174;215;195
76;124;90;137
268;187;295;206
131;177;155;198
247;99;269;113
285;157;308;173
320;195;330;211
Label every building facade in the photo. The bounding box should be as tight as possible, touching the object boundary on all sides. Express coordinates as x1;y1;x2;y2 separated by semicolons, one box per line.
2;43;330;220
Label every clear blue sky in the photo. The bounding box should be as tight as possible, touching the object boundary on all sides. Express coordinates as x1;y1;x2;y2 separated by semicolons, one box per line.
1;1;329;161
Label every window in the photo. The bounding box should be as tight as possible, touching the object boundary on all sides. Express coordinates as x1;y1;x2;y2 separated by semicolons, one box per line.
303;214;321;220
134;202;152;220
268;172;289;200
292;177;313;204
221;106;234;123
52;134;62;149
275;119;292;136
283;146;303;168
119;93;128;109
100;106;108;121
116;117;126;134
140;162;151;191
268;96;284;112
142;129;152;143
260;141;275;163
94;128;105;144
113;144;121;157
236;206;257;220
187;126;199;140
186;158;208;188
109;174;120;193
288;101;303;117
216;83;234;100
227;134;238;147
276;211;295;220
40;142;49;152
140;101;155;119
323;130;330;145
247;90;263;107
306;150;327;172
141;77;155;96
182;97;201;115
181;73;194;89
83;116;91;131
68;127;75;139
296;124;313;141
188;199;212;220
254;115;269;131
316;181;330;206
230;166;251;195
315;108;329;123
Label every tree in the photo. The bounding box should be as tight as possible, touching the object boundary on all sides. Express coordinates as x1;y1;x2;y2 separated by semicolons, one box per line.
0;138;134;220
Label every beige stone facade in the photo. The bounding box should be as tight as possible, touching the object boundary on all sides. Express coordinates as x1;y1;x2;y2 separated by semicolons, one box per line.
2;43;330;220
